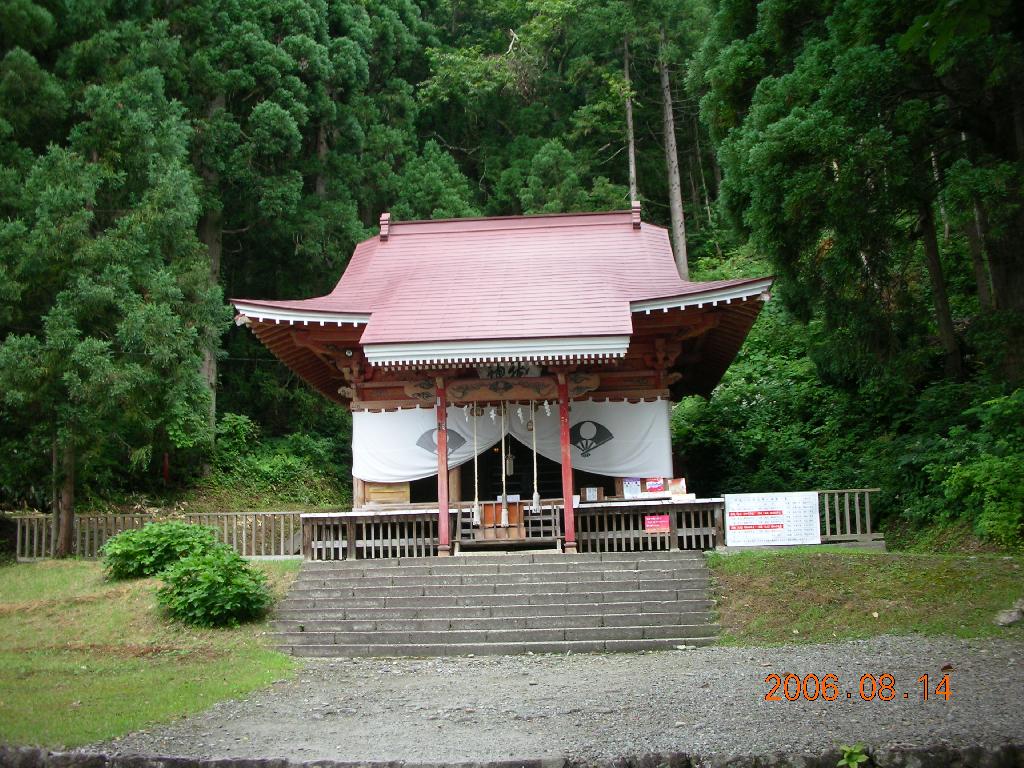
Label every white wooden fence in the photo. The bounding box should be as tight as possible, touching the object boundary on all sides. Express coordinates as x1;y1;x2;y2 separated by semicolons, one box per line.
14;511;305;561
13;488;883;561
817;488;882;543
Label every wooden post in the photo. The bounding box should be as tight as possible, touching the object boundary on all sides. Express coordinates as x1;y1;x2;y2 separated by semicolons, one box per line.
302;518;312;560
557;375;577;553
352;475;365;509
436;378;451;556
345;519;357;560
448;466;461;502
56;445;75;558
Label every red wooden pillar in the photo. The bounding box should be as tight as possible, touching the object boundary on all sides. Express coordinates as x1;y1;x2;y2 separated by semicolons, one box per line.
557;375;577;553
435;377;451;556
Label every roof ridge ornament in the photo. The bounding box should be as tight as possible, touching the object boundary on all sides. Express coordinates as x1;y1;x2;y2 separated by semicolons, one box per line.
631;200;641;229
379;212;391;241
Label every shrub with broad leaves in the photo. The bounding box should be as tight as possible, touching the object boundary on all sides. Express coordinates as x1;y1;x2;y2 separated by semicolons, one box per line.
102;521;220;580
156;545;271;627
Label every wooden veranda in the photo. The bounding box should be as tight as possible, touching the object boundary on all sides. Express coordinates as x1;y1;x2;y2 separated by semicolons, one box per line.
301;497;726;560
11;488;880;561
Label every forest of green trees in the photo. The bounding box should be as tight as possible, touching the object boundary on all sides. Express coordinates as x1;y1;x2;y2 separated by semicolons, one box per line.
0;0;1021;550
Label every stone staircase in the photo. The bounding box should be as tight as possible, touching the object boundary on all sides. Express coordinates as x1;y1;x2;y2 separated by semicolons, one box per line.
274;551;719;657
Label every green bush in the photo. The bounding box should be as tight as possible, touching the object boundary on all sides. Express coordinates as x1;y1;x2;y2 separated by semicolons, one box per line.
156;545;271;627
939;391;1024;547
214;412;260;469
208;412;347;506
102;521;221;580
943;454;1024;547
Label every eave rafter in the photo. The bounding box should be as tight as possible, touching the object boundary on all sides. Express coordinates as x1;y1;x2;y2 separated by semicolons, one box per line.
241;290;767;410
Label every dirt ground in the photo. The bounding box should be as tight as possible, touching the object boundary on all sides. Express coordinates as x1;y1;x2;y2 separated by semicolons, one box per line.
93;635;1023;763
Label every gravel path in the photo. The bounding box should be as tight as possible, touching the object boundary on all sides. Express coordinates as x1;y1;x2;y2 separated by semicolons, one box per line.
94;636;1022;763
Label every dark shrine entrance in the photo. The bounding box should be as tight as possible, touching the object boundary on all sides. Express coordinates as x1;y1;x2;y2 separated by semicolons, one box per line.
409;439;562;504
470;438;562;503
410;437;617;509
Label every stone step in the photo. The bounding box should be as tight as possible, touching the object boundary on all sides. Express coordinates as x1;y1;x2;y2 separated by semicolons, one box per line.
293;566;707;588
278;587;709;611
274;610;713;633
287;577;708;599
295;560;708;579
273;598;714;621
277;623;721;646
277;552;717;658
300;551;706;569
284;636;719;657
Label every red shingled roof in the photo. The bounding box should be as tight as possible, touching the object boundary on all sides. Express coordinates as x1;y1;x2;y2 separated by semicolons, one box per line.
234;210;769;347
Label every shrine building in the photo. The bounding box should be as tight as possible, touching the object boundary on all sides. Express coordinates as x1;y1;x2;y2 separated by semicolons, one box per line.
232;205;771;558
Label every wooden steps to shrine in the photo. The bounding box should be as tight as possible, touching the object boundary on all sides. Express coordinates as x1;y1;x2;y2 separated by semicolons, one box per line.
274;551;720;657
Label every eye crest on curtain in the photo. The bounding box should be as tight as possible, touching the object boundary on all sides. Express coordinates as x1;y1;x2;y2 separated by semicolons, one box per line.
351;400;673;483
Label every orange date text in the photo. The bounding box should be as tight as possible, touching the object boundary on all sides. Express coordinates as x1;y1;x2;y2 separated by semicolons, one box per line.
763;673;952;702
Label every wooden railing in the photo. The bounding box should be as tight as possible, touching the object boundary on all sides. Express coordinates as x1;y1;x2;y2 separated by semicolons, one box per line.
303;511;458;561
522;503;562;542
454;500;562;547
180;512;304;558
575;500;723;553
675;501;722;550
15;491;881;561
817;489;882;543
74;514;152;559
15;515;58;561
14;511;305;561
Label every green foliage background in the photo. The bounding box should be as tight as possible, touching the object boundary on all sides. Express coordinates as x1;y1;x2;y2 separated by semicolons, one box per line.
0;0;1020;546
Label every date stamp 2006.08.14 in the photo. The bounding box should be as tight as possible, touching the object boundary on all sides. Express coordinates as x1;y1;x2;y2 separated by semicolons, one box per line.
764;672;953;702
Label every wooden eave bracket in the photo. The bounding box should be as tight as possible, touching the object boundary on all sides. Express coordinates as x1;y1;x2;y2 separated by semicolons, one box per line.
402;374;600;404
644;337;683;371
674;314;720;341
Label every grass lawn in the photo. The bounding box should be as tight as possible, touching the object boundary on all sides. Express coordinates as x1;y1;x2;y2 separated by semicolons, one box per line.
0;558;300;748
708;547;1024;645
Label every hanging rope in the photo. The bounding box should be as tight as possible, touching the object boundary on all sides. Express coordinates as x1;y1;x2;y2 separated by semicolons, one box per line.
531;400;541;514
500;401;509;527
472;406;480;526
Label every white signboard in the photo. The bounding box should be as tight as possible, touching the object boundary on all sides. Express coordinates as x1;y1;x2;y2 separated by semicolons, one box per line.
723;492;821;547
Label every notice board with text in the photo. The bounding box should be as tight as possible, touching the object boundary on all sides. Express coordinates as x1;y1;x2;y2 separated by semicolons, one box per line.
723;491;821;547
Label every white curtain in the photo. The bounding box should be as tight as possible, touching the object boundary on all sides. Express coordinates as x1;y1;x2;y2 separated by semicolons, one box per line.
352;400;672;483
508;399;673;478
352;406;504;483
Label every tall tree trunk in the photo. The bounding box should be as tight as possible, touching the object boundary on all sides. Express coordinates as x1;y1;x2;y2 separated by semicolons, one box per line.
983;207;1024;314
316;122;329;198
199;204;221;435
55;444;75;558
199;94;225;442
686;160;701;231
50;434;59;557
623;36;638;202
1012;83;1024;160
980;200;1024;383
919;202;962;379
658;28;688;279
930;152;950;241
692;118;717;234
966;201;994;310
957;133;994;311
